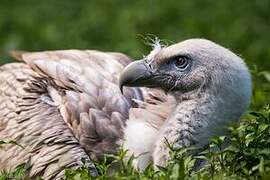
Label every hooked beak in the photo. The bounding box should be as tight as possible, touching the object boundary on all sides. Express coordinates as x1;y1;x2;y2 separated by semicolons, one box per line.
119;60;156;93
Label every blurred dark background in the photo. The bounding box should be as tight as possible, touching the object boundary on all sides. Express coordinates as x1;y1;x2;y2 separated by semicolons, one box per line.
0;0;269;106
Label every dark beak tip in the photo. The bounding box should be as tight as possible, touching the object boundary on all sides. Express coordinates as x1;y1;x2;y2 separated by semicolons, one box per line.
119;73;126;94
120;85;124;94
118;59;152;93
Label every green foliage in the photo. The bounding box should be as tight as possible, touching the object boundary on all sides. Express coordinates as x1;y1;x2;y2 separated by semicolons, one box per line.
0;164;25;180
233;107;270;177
250;66;270;108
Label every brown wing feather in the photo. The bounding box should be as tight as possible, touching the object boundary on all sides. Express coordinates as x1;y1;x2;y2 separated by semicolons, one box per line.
9;50;143;162
0;64;97;179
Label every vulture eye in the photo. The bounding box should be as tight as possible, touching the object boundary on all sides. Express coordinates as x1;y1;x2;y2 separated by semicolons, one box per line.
174;56;189;70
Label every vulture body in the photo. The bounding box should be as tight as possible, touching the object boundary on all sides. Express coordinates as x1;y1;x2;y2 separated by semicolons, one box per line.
0;39;252;179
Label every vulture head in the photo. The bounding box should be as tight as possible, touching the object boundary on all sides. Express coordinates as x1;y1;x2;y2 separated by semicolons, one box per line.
120;39;252;169
120;38;251;105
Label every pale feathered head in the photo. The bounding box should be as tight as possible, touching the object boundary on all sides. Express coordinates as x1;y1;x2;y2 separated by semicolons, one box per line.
120;38;252;117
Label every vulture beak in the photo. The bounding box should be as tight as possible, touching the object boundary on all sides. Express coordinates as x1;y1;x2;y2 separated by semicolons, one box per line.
119;60;155;93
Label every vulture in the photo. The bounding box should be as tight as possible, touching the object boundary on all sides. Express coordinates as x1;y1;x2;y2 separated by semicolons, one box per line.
0;39;252;179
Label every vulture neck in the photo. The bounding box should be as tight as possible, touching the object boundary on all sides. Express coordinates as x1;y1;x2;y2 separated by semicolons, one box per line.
152;90;227;167
162;90;218;145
